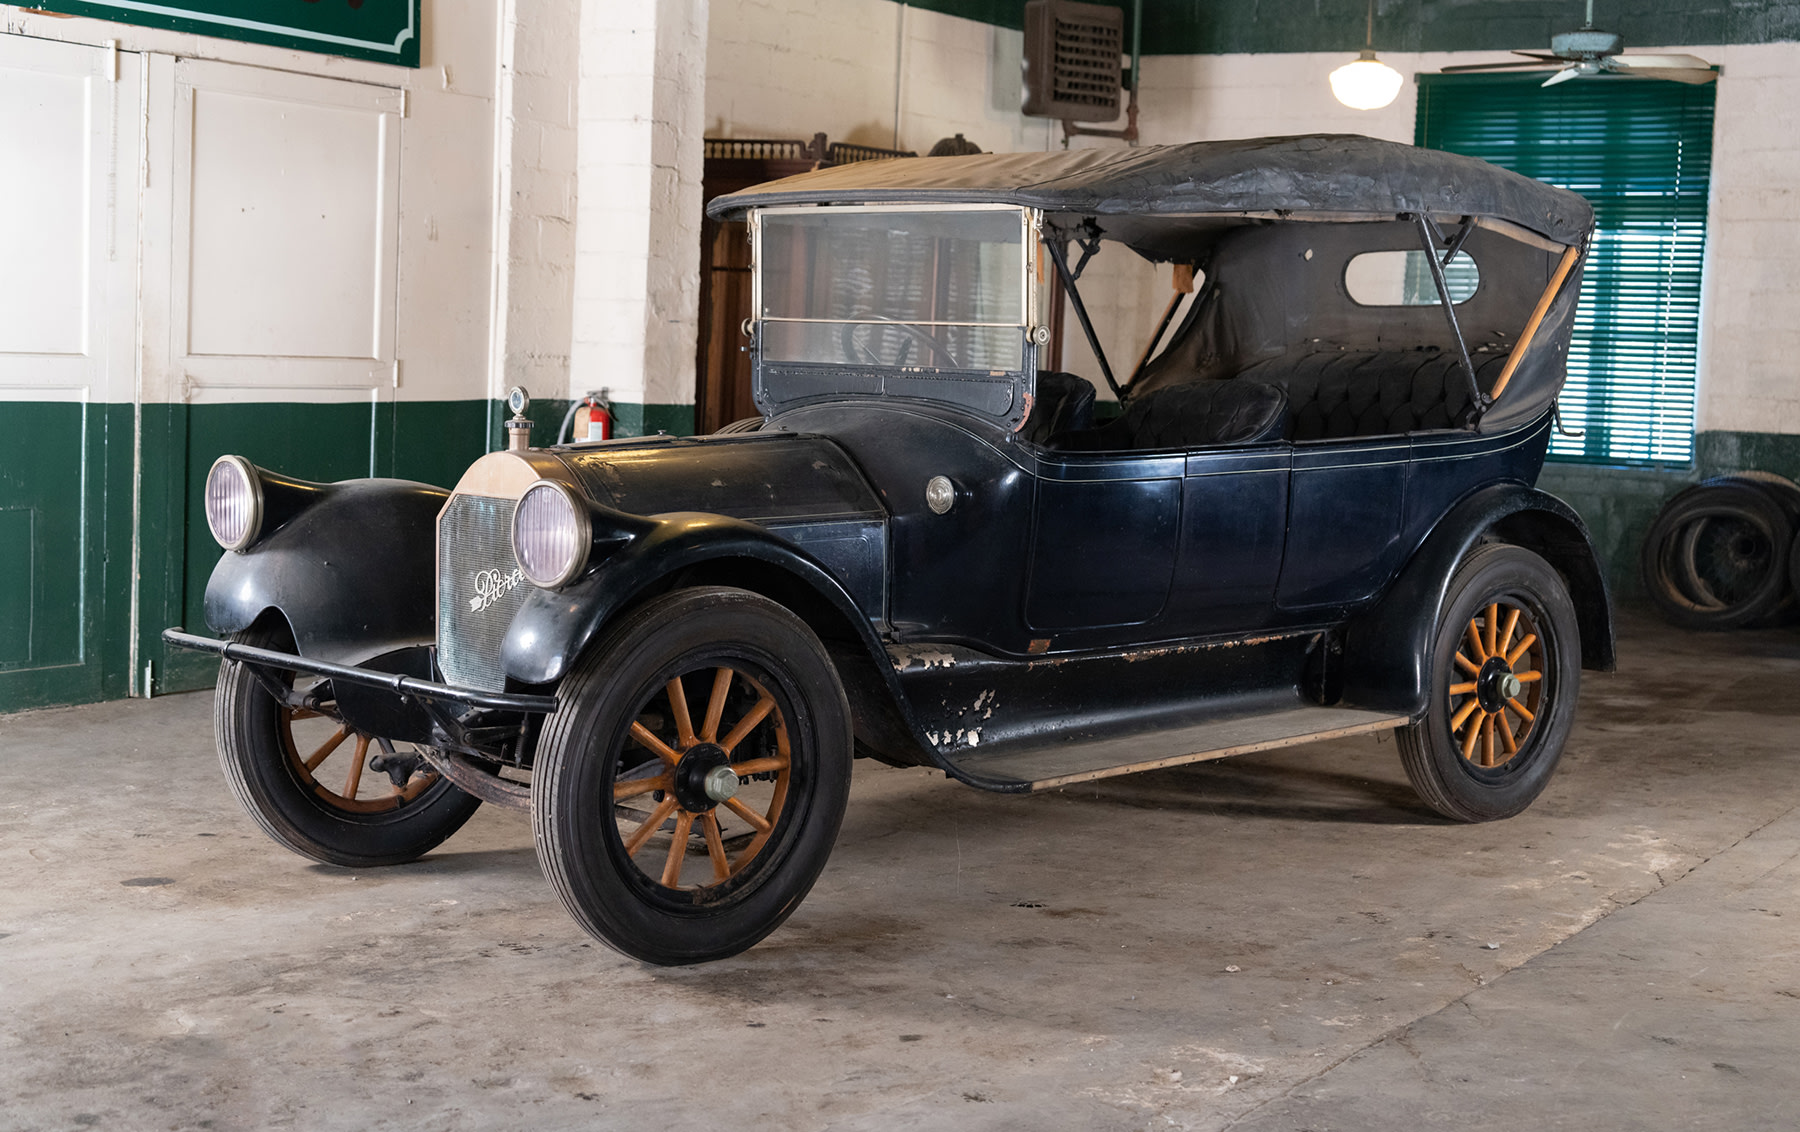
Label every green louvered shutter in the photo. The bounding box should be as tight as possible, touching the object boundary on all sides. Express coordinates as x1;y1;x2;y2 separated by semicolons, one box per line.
1417;73;1715;465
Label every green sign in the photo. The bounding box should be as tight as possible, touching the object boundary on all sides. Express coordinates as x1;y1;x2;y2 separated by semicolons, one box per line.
32;1;420;68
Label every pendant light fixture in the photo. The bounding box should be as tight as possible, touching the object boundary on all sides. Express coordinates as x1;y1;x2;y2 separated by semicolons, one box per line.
1330;0;1403;110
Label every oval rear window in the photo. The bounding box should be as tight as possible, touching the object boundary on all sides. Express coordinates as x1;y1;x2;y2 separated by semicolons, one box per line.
1344;250;1479;306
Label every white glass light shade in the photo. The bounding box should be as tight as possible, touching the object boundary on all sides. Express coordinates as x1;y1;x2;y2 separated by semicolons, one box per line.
1330;53;1403;111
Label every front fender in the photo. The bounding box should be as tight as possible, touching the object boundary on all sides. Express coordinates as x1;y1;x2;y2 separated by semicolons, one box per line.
204;478;449;666
500;512;881;686
1338;484;1614;716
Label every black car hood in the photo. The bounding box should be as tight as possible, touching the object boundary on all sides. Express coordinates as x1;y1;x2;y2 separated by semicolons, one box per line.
547;431;885;524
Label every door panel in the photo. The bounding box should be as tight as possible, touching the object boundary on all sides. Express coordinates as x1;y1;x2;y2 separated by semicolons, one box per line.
0;36;139;710
152;58;404;691
1164;446;1290;633
1276;439;1410;610
1027;473;1181;630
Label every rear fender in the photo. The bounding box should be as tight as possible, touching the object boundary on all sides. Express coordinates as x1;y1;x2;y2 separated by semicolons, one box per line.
1338;484;1614;716
204;479;448;666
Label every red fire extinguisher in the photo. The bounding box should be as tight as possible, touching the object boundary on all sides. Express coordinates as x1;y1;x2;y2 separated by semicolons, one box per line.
576;389;612;441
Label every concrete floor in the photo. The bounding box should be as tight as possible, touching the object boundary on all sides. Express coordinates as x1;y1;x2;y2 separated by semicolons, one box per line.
2;611;1798;1131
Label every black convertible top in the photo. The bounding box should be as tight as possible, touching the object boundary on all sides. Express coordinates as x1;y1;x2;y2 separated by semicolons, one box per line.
707;134;1593;246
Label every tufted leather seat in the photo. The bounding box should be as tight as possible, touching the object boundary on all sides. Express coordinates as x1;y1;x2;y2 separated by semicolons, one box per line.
1237;348;1510;441
1020;369;1097;446
1051;379;1288;451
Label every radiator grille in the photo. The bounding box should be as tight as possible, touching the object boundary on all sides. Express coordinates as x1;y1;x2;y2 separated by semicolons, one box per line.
437;493;525;692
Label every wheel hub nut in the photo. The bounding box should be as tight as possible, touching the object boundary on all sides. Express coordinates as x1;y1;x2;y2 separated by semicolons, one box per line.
1498;672;1523;700
703;765;740;803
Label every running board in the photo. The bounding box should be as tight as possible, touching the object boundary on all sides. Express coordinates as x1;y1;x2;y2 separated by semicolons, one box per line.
941;706;1409;792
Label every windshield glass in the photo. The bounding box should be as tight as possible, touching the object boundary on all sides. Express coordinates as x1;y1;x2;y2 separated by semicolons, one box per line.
757;207;1029;372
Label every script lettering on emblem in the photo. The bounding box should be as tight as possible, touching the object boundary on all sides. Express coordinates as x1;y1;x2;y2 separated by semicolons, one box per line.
469;566;525;613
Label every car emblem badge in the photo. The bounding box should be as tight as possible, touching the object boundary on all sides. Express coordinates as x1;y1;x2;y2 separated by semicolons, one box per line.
469;566;524;612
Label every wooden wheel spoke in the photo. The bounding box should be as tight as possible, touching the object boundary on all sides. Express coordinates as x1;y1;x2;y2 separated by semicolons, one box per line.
661;811;695;887
1484;603;1500;658
728;755;789;777
1454;651;1481;677
342;735;370;798
1464;620;1489;662
702;667;734;743
702;812;731;882
666;677;697;749
1506;633;1538;668
629;721;682;766
1450;697;1482;733
622;796;679;857
719;696;776;755
1506;697;1536;724
613;773;672;801
723;795;772;833
1515;670;1542;684
303;726;351;771
1499;607;1521;655
1498;713;1519;756
1480;714;1496;768
1461;710;1484;761
1448;681;1478;696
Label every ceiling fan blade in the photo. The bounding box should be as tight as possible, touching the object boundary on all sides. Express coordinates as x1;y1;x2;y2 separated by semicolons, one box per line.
1609;53;1715;70
1441;60;1559;73
1608;65;1719;84
1541;66;1583;87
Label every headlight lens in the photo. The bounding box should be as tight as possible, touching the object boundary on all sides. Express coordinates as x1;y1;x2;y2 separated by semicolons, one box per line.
512;480;590;588
204;455;263;552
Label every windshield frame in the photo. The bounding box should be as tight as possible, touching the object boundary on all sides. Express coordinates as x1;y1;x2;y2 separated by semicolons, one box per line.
750;202;1043;375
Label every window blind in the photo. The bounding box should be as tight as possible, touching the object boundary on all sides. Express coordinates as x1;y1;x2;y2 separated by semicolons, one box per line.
1416;73;1715;465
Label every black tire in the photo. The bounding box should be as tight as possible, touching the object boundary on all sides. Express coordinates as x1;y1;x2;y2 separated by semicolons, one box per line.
532;587;853;965
215;621;482;867
1397;545;1581;822
1641;482;1793;629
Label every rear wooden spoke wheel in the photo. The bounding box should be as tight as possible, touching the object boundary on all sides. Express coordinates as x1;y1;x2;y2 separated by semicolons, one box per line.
1444;600;1545;770
533;587;853;966
1398;545;1580;822
215;621;481;867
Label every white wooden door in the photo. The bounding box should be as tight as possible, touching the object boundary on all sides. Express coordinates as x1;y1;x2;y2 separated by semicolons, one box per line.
0;34;140;707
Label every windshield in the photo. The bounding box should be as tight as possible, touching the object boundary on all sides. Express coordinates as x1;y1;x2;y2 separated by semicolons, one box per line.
757;206;1030;372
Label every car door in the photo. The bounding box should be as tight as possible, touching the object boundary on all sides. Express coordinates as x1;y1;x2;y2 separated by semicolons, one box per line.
1024;453;1184;639
1275;436;1411;610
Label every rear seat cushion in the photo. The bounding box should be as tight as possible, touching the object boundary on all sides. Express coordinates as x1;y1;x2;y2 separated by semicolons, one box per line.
1237;348;1510;441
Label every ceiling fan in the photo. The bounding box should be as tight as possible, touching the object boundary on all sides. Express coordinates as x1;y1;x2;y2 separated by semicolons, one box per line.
1441;0;1717;87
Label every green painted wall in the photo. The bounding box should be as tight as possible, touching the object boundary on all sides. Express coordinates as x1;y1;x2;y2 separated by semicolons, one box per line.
908;0;1800;53
0;402;134;711
1538;432;1800;601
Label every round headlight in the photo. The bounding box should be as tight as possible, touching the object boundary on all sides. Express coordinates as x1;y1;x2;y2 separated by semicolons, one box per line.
512;480;590;589
205;455;263;552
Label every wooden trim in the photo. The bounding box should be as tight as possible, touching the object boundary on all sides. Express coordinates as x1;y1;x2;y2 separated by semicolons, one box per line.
1024;714;1410;792
1488;244;1582;404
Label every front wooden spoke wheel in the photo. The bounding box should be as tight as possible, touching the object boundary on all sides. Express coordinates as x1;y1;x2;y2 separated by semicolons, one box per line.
1446;599;1545;769
611;665;792;893
277;705;440;815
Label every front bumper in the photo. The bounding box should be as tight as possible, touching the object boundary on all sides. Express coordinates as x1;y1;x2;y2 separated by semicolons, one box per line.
161;629;560;715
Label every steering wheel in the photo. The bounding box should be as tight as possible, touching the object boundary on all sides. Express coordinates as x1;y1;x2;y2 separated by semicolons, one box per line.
839;318;961;369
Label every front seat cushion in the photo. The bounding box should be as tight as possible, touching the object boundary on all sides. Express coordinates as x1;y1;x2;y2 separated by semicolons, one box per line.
1118;380;1289;449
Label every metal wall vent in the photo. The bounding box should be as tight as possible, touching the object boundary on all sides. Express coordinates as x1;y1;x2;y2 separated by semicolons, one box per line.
1022;0;1124;122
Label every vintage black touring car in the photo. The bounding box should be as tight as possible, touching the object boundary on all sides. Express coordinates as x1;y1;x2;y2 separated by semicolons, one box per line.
168;135;1614;965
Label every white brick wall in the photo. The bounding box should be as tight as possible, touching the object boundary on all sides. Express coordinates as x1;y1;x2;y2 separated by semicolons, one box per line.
569;0;707;408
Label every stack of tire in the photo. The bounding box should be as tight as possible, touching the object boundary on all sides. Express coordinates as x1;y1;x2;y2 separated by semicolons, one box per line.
1642;472;1800;629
